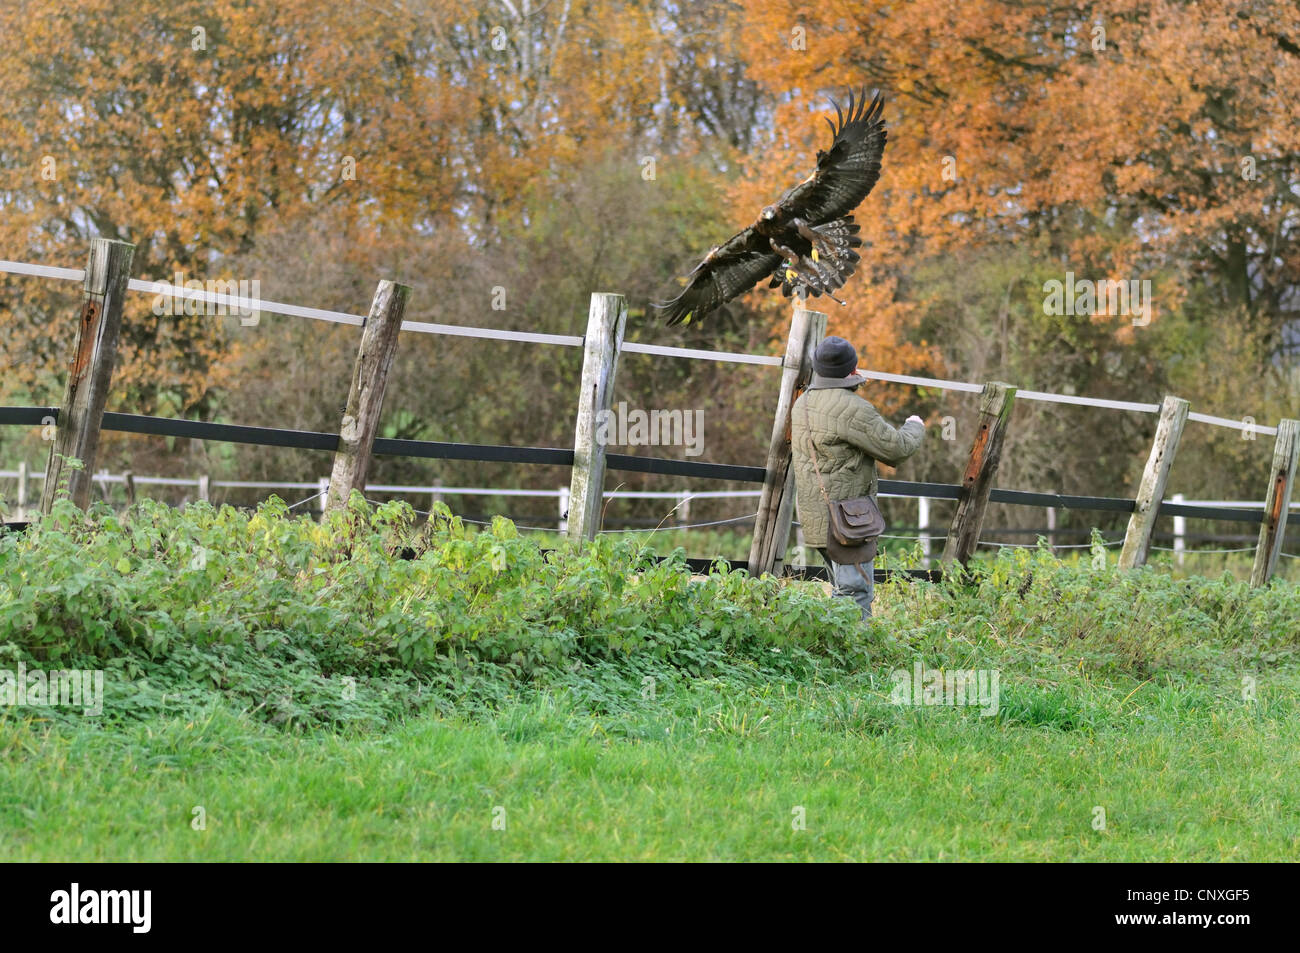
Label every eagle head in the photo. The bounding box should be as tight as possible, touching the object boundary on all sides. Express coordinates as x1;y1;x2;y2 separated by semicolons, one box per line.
760;205;778;221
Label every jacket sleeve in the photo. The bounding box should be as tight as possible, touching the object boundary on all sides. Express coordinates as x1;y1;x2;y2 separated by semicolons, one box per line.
842;399;925;466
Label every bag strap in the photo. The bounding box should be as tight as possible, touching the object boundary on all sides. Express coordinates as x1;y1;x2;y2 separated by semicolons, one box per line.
801;396;835;508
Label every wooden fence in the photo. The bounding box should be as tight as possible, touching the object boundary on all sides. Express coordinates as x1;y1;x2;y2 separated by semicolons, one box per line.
1;239;1298;585
3;467;1295;567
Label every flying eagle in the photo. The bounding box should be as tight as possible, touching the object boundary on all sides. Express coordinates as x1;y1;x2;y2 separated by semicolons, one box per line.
654;87;887;327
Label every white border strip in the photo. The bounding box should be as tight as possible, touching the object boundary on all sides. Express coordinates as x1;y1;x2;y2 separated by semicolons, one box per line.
1017;389;1160;413
126;278;365;326
858;369;984;393
623;341;782;366
1188;411;1277;436
0;260;84;282
214;480;320;490
399;320;582;347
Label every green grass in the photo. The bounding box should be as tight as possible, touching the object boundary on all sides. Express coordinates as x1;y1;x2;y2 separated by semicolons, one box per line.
3;670;1297;860
1;495;1298;860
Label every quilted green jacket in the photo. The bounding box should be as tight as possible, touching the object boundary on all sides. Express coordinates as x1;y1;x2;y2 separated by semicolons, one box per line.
791;386;925;546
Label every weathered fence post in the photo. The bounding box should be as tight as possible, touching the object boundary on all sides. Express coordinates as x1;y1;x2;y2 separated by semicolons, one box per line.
918;495;931;566
676;491;691;528
1171;492;1186;566
942;381;1017;566
40;238;136;513
16;461;28;520
747;306;826;576
1118;395;1190;570
1250;418;1299;587
567;292;627;542
326;280;410;512
197;474;210;504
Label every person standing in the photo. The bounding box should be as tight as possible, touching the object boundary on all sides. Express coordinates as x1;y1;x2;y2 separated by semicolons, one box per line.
791;336;925;620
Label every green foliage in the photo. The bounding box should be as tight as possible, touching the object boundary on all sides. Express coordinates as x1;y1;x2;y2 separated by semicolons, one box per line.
0;493;858;729
870;542;1300;685
2;495;1296;737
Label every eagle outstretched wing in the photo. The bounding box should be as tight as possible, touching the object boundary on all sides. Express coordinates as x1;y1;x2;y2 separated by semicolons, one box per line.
655;227;783;327
776;88;887;224
653;85;886;327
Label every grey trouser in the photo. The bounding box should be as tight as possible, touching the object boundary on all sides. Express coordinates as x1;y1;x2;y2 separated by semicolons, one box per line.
820;549;874;620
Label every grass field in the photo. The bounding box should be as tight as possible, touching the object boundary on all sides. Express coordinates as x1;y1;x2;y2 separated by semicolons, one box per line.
3;673;1298;861
1;496;1298;861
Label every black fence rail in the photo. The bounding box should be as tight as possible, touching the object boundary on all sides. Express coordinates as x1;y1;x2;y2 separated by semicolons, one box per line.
1;405;1282;531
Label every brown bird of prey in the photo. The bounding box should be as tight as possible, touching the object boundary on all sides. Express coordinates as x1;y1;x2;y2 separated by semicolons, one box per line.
654;87;887;326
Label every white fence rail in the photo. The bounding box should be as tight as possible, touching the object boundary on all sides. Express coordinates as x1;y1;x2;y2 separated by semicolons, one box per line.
0;257;1279;434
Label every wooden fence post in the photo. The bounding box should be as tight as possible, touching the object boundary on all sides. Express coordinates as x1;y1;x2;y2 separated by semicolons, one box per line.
1250;418;1299;587
747;307;826;576
1171;492;1186;566
1118;395;1190;570
326;280;410;512
918;496;931;566
942;381;1017;566
567;292;627;542
40;238;136;513
16;461;28;520
197;474;210;503
123;470;136;506
675;491;691;528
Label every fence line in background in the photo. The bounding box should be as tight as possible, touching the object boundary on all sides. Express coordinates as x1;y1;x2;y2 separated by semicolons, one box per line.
5;468;1297;562
3;251;1297;582
10;465;1289;517
0;256;1281;430
9;467;1296;512
1;408;1295;552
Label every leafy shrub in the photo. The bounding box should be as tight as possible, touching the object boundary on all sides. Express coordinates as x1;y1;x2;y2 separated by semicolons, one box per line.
3;497;1295;732
872;542;1300;681
0;494;859;727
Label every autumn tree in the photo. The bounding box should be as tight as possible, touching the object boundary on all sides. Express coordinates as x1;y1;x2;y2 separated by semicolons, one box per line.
730;0;1298;375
